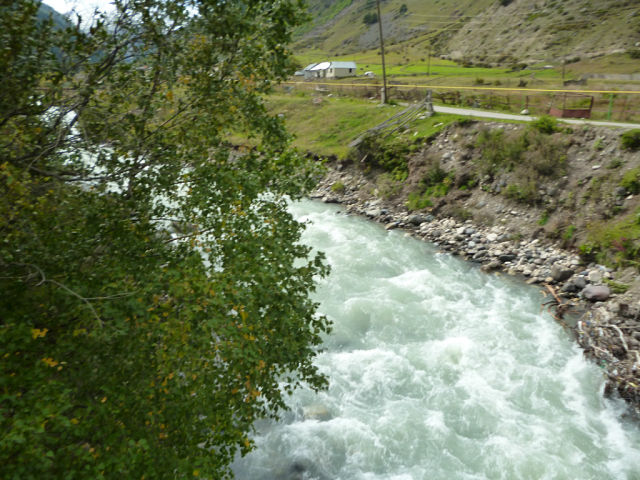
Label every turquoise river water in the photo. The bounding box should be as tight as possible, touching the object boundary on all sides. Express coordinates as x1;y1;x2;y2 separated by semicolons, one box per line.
232;199;640;480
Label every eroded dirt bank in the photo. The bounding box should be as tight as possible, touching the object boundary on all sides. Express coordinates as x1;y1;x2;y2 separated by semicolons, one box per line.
310;120;640;414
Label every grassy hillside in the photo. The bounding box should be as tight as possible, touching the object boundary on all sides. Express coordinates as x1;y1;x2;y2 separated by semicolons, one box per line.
264;90;468;157
297;0;640;66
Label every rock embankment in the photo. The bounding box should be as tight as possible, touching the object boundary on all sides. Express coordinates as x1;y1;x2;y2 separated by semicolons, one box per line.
312;165;640;415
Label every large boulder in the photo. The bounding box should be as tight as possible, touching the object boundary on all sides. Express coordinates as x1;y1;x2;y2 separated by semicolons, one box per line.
582;285;611;302
551;265;574;282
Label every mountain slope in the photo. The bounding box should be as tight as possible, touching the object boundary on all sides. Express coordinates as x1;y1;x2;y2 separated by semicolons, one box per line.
297;0;640;64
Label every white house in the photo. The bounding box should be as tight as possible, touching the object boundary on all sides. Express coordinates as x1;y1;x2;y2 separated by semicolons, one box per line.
302;61;357;79
326;61;357;78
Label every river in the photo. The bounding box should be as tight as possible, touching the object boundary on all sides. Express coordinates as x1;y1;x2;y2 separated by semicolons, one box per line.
232;199;640;480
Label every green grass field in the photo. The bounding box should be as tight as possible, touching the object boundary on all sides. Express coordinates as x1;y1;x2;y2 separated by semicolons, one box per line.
265;90;469;158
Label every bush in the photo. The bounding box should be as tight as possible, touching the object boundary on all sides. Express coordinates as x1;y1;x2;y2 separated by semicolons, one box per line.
350;134;410;181
406;191;433;211
475;127;527;177
363;12;378;25
530;115;558;134
620;129;640;151
620;167;640;194
331;181;345;193
406;161;453;211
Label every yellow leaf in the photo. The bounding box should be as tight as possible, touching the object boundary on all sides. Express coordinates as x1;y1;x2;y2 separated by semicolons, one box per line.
193;470;199;477
101;396;107;403
71;418;79;425
31;328;48;339
41;357;59;367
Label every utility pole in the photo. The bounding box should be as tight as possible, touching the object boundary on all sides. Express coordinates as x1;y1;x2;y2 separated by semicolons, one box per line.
376;0;388;104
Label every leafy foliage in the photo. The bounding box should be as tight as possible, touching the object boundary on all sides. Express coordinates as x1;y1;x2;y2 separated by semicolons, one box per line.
620;129;640;151
350;134;411;181
530;115;558;134
620;167;640;195
406;160;452;211
363;12;379;25
580;208;640;269
475;125;566;204
1;1;331;478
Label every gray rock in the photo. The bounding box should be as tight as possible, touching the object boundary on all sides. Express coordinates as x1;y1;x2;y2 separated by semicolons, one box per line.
407;214;425;226
588;270;603;284
562;280;579;293
473;251;488;260
573;276;587;289
551;265;574;282
582;285;611;302
365;208;382;218
499;254;516;263
481;260;502;272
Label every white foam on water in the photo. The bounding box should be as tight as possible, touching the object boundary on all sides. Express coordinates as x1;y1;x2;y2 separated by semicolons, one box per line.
233;200;640;480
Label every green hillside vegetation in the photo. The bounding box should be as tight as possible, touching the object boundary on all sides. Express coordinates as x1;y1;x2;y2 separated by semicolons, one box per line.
297;0;640;67
265;90;468;157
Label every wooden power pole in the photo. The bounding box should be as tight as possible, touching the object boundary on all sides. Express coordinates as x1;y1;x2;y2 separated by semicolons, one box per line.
376;0;388;104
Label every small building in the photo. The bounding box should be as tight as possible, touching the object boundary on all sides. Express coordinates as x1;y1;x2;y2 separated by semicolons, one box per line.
302;61;357;80
326;61;357;78
305;61;331;79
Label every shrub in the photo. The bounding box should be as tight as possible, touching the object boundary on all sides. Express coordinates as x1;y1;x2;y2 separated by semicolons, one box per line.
620;129;640;151
523;130;567;177
377;173;402;199
406;161;453;211
504;181;537;204
563;225;577;241
331;181;345;193
620;167;640;194
475;127;527;177
350;134;410;181
363;12;378;25
530;115;558;134
406;191;433;211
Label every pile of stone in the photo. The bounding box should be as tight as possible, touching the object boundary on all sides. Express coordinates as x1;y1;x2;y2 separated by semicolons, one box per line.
311;167;640;415
337;197;616;304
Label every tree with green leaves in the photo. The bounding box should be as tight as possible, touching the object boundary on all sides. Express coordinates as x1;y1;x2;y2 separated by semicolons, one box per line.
0;1;330;478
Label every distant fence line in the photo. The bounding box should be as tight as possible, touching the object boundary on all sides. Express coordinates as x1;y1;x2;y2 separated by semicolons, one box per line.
279;81;640;123
282;81;640;96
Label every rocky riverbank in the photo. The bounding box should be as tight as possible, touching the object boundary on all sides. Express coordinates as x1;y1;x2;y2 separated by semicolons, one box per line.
311;159;640;415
